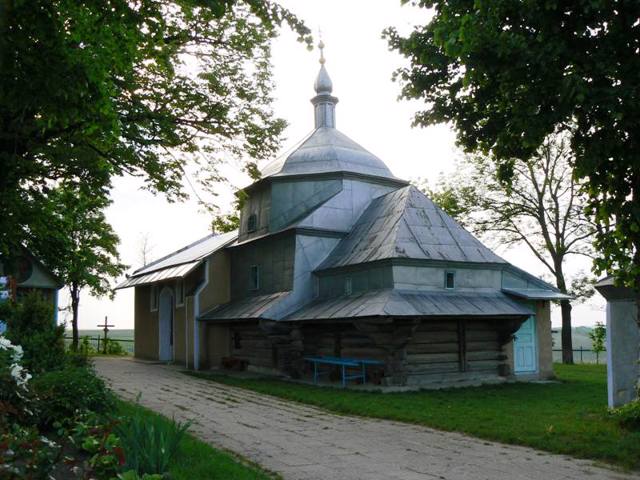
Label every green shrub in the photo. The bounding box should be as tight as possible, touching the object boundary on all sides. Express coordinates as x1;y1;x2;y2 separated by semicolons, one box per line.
79;336;97;356
611;399;640;430
115;405;190;476
106;339;127;356
2;293;66;374
31;365;114;429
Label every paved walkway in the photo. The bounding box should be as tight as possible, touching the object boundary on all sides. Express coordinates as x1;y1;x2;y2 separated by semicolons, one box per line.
94;357;638;480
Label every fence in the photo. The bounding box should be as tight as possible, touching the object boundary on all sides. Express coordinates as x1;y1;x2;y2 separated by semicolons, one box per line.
552;347;606;364
64;336;134;354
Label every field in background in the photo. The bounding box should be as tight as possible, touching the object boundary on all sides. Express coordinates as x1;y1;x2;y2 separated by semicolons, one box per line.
551;326;605;364
66;329;135;354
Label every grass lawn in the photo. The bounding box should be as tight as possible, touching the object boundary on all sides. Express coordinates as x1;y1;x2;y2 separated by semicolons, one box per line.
117;400;278;479
189;364;640;470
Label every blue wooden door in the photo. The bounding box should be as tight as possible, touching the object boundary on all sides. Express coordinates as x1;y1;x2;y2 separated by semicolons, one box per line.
514;316;537;373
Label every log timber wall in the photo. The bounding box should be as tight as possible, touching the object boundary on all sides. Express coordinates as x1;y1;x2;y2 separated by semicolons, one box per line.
216;317;520;387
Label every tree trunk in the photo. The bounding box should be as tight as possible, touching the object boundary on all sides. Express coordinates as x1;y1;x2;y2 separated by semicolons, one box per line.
70;283;80;351
555;263;574;364
560;299;574;364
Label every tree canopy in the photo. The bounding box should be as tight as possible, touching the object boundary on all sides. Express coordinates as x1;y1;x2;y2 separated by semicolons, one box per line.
385;0;640;298
0;0;310;258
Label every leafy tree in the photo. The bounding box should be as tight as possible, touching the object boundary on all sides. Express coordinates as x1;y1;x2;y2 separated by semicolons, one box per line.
385;1;640;328
212;213;241;234
0;0;310;259
424;134;596;363
416;177;474;229
588;321;606;364
28;183;126;350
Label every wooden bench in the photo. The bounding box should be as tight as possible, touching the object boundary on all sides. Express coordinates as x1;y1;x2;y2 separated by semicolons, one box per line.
304;356;385;387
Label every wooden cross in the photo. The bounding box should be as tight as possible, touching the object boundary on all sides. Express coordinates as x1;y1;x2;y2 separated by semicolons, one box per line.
97;316;115;354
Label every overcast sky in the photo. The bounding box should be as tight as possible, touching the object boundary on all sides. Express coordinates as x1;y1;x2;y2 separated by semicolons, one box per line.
61;0;605;331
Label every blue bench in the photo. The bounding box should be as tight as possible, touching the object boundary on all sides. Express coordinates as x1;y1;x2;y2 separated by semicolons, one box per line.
304;356;385;387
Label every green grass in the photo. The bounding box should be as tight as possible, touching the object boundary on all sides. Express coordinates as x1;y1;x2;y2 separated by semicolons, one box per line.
117;400;277;479
188;364;640;470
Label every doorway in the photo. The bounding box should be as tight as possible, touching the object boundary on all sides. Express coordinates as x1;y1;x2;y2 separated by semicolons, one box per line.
514;316;537;374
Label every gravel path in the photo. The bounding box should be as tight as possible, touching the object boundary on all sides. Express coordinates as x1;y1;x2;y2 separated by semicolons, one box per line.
94;357;638;480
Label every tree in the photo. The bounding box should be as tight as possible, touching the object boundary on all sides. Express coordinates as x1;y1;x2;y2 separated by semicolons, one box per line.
588;321;606;364
424;134;596;363
28;183;126;350
386;0;640;382
138;233;155;267
385;1;640;328
0;0;310;259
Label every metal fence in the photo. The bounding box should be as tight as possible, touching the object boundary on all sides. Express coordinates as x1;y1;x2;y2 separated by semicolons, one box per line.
64;336;134;354
552;347;606;364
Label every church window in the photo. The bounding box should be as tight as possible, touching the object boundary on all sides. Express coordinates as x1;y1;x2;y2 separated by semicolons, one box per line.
150;285;159;311
250;265;260;290
175;279;185;306
344;277;353;296
445;271;455;289
247;213;258;232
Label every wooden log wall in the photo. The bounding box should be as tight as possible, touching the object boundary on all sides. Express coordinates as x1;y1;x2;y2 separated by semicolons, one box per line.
228;322;276;369
301;323;387;361
405;319;506;384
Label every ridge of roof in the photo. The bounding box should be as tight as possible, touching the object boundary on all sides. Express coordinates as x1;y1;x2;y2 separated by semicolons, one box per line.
318;185;507;270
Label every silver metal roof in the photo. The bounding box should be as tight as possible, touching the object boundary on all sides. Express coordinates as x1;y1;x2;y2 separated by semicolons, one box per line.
287;289;533;321
260;127;401;181
116;230;238;290
502;288;572;300
199;291;290;321
319;186;507;269
133;230;237;276
116;262;200;289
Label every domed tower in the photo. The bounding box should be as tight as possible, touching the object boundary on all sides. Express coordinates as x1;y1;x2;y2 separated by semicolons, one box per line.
222;43;407;320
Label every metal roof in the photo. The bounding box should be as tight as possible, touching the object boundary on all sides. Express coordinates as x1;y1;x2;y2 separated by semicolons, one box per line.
319;186;507;270
287;289;533;321
502;288;572;301
116;262;200;289
199;292;290;321
260;127;402;182
116;230;238;290
132;230;237;276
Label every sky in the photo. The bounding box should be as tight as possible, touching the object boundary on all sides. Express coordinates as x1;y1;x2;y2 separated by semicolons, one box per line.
60;0;605;331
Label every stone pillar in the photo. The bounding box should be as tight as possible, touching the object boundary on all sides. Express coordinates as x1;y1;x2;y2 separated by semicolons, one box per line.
595;278;640;408
605;299;639;407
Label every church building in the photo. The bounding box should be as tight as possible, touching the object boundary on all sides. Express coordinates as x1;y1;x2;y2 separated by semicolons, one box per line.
117;48;569;387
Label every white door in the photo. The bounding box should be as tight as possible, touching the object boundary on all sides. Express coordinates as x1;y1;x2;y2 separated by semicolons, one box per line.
514;316;537;374
158;288;174;362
